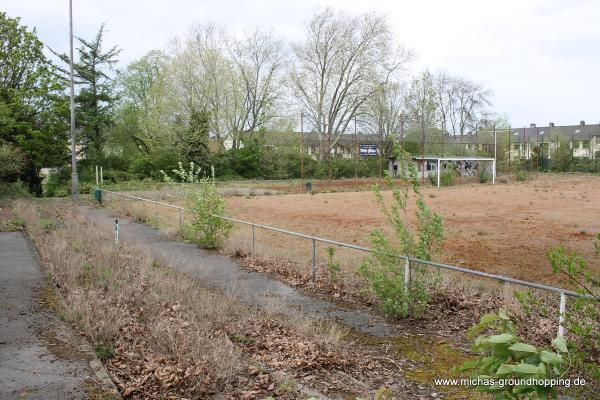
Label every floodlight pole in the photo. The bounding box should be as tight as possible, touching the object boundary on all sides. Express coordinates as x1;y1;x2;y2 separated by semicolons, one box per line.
69;0;79;203
354;116;358;183
300;113;304;189
493;124;497;161
493;124;497;184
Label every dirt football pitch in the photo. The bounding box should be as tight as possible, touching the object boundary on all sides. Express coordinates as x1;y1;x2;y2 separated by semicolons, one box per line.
223;174;600;286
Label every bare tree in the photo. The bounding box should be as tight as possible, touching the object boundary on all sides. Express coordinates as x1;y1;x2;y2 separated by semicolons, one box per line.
188;24;232;148
290;8;409;165
362;80;408;138
434;71;453;136
445;77;491;136
168;25;287;149
227;28;287;147
406;70;438;152
116;50;171;152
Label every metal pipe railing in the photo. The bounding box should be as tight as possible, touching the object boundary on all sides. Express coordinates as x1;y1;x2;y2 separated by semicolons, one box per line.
98;188;594;337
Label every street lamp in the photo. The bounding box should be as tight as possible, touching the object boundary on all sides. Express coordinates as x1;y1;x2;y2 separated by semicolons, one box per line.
69;0;79;203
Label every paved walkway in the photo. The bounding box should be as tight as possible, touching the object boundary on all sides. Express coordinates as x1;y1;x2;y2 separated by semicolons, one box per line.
0;232;105;400
80;206;399;337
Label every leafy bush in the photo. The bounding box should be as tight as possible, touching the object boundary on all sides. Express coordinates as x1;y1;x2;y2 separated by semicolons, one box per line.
358;143;443;318
0;215;25;231
429;170;455;186
548;241;600;386
515;235;599;397
325;246;341;281
515;168;528;182
456;310;569;399
94;342;114;360
479;168;490;184
0;143;25;181
441;171;455;186
161;162;232;249
0;180;31;200
427;173;436;186
129;151;180;180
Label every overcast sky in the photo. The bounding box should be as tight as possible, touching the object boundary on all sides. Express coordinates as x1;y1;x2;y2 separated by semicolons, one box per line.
3;0;599;127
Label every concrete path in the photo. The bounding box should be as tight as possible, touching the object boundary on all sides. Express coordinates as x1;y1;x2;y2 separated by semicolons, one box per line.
0;232;109;400
80;206;398;337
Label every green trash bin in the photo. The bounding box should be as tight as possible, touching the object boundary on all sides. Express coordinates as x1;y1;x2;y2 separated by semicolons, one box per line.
94;188;102;204
305;181;312;192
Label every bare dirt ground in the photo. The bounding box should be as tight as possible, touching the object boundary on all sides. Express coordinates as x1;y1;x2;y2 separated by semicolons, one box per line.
225;174;600;287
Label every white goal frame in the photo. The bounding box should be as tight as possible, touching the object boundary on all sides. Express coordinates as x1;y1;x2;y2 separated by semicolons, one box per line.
431;157;496;188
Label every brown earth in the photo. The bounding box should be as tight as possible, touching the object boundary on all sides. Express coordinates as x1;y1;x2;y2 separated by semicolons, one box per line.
225;174;600;287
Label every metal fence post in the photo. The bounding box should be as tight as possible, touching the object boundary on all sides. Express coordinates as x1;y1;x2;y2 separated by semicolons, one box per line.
558;292;566;337
311;238;317;283
114;218;119;247
251;224;255;256
404;257;411;291
178;208;183;237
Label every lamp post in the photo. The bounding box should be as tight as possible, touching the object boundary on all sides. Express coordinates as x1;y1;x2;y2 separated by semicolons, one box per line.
69;0;79;203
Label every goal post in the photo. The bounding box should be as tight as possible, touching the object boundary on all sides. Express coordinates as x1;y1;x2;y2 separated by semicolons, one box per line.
435;156;497;188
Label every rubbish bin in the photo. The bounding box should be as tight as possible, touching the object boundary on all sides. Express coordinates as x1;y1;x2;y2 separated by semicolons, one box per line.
94;188;102;204
305;181;312;192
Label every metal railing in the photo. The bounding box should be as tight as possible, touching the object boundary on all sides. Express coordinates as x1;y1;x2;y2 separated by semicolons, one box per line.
98;188;592;337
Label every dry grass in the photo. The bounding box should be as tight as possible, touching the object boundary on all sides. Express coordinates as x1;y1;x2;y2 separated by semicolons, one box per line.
99;188;564;341
16;199;444;399
15;200;341;398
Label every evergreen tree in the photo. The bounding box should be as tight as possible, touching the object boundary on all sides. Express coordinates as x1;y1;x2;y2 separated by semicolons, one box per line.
178;109;211;173
55;24;120;166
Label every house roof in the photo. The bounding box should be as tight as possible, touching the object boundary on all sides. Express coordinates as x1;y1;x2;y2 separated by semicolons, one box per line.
411;156;495;161
442;123;600;144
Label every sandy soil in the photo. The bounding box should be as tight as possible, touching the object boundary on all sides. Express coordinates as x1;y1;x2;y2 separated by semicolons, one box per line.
225;174;600;286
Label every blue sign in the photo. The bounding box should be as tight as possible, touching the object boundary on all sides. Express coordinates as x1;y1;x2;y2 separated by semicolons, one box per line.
359;143;378;156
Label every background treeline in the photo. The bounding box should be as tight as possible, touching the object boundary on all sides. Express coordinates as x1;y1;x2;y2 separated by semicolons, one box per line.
2;8;502;197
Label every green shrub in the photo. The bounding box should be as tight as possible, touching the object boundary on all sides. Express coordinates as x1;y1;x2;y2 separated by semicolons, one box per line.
358;143;443;318
0;180;31;200
0;143;25;181
516;169;528;182
427;170;455;187
38;218;55;232
440;171;455;186
94;342;114;360
427;173;436;186
325;246;341;281
548;241;600;390
161;162;232;249
456;310;569;399
517;235;600;396
479;168;490;184
0;215;25;231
